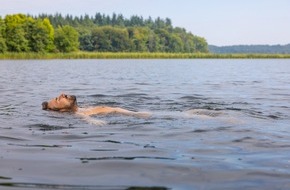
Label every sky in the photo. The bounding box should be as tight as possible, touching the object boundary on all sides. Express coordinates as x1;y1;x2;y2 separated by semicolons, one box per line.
0;0;289;46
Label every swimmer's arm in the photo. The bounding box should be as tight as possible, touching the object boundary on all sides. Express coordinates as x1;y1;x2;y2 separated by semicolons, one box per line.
76;112;107;126
78;106;151;118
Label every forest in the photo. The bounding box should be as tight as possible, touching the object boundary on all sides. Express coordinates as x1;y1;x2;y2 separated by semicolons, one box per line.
0;13;208;53
209;44;290;54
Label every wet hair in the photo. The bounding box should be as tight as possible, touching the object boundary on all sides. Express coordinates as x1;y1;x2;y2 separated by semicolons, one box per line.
42;102;48;110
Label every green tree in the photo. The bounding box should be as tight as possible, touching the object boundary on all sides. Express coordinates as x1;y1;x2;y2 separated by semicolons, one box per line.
25;17;54;52
193;36;208;53
93;13;103;25
116;14;125;27
105;27;131;52
0;37;6;53
128;27;149;52
168;34;183;52
0;17;7;53
78;28;94;51
5;14;55;53
155;28;171;52
91;27;111;51
91;26;130;52
147;30;159;52
0;16;5;36
184;33;196;52
42;18;55;52
4;14;29;52
54;25;79;52
6;25;29;52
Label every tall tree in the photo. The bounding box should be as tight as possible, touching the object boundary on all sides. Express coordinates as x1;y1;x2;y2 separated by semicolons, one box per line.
42;18;55;52
0;16;5;36
0;17;7;53
128;27;149;52
91;27;111;51
168;34;183;52
154;29;170;52
193;36;208;53
91;26;130;52
4;14;29;52
0;36;6;53
54;25;79;52
26;18;55;52
147;30;159;52
78;28;94;51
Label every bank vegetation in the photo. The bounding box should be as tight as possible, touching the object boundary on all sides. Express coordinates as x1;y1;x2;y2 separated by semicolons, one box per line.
1;52;290;59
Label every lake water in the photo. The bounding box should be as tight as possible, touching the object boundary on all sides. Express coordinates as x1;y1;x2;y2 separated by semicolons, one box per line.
0;59;290;190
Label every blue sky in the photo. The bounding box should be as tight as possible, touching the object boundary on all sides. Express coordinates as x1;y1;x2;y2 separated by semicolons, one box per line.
0;0;289;46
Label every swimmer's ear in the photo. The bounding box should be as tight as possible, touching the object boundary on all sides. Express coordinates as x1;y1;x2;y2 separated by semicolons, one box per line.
42;102;48;110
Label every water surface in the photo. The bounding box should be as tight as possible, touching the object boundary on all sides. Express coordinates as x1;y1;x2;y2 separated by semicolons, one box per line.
1;59;290;189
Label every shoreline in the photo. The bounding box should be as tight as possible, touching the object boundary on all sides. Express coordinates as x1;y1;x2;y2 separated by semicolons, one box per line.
1;52;290;59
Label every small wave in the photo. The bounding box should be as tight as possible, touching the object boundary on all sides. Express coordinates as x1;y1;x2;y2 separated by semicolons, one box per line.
267;115;280;119
179;96;289;121
185;109;224;117
115;93;149;98
7;143;72;148
102;140;121;144
87;93;152;102
232;137;253;143
88;94;109;98
135;82;150;85
232;137;290;149
225;107;243;111
244;110;287;120
0;176;12;180
184;109;244;124
248;171;290;178
100;140;141;147
0;135;26;141
232;101;251;105
90;149;119;152
78;156;175;162
0;104;15;110
0;183;168;190
192;126;232;133
180;95;208;101
0;104;17;116
25;124;75;131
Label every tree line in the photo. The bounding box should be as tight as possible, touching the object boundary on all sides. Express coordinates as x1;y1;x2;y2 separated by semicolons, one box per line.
209;44;290;54
0;13;208;53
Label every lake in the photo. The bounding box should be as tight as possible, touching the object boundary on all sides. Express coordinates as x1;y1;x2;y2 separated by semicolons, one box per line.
0;59;290;190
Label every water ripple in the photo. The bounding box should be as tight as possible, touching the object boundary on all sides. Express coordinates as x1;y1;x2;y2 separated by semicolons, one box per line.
25;124;75;131
1;59;290;189
78;156;175;161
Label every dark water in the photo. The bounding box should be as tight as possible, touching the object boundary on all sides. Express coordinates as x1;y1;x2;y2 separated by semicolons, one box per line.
0;59;290;190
